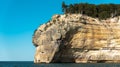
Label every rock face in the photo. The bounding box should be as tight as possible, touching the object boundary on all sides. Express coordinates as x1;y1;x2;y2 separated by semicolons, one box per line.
32;14;120;63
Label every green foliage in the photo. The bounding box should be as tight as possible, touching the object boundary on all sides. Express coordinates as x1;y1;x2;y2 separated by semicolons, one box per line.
62;2;120;19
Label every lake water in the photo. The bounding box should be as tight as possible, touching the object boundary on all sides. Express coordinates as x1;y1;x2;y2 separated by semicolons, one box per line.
0;61;120;67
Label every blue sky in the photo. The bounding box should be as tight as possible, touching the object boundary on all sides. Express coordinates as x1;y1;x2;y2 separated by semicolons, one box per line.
0;0;120;61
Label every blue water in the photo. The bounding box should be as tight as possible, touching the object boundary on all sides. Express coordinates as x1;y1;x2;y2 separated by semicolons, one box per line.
0;61;120;67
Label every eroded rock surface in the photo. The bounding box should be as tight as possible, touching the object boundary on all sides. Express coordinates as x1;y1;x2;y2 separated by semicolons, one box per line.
32;14;120;63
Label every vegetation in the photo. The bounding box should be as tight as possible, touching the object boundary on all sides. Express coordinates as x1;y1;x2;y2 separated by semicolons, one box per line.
62;2;120;19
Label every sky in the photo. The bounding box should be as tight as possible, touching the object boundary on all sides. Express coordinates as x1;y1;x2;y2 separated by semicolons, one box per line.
0;0;120;61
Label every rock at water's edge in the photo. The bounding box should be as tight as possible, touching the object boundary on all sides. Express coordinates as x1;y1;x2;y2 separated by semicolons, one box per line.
33;14;120;63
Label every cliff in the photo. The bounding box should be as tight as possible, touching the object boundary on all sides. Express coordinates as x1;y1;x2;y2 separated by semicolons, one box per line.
32;14;120;63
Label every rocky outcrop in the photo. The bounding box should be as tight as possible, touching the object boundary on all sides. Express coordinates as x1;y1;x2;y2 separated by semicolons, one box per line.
32;14;120;63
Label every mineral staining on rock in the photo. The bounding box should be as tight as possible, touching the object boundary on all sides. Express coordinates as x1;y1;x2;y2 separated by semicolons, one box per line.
32;14;120;63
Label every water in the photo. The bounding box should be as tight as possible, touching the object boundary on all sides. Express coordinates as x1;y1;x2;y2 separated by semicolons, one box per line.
0;61;120;67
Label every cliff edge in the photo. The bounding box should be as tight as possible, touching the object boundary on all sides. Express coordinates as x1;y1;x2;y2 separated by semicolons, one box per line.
32;14;120;63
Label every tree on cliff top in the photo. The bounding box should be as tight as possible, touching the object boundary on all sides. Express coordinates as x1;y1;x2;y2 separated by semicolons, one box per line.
62;1;68;13
62;2;120;19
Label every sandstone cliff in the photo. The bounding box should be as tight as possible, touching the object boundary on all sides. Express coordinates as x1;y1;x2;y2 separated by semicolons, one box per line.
32;14;120;63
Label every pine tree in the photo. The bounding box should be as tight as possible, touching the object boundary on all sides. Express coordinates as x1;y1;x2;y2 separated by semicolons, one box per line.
62;1;67;13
